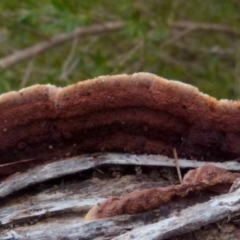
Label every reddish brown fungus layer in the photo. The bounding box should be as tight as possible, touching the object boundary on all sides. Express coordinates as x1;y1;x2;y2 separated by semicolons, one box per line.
1;73;240;177
85;164;240;220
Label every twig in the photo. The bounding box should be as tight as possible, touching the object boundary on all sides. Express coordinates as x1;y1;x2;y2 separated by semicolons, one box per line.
234;41;240;98
118;40;144;67
0;14;50;40
163;21;240;49
0;22;124;68
112;40;144;74
20;56;35;88
158;52;195;78
161;27;195;48
170;21;240;37
59;37;79;80
173;148;183;184
124;59;144;74
0;158;33;168
173;42;234;58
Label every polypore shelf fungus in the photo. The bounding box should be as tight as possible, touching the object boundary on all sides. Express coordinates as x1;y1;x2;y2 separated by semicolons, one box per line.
0;72;240;178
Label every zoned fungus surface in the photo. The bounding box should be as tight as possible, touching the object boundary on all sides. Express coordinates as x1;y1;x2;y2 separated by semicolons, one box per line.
0;72;240;178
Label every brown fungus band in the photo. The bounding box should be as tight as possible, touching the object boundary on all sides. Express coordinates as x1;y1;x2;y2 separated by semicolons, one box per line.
0;73;240;178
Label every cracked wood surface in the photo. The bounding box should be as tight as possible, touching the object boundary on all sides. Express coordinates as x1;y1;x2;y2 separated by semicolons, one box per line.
0;154;240;240
2;153;240;199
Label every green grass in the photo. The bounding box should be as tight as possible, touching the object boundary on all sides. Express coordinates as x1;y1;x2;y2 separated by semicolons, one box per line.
0;0;240;99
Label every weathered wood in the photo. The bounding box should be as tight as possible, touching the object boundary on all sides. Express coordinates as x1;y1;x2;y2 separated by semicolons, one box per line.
0;172;176;239
1;216;134;240
1;180;240;240
113;185;240;240
1;153;240;199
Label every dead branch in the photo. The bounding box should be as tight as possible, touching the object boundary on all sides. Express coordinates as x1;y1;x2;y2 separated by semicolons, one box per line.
173;42;234;58
161;27;196;48
173;148;182;183
234;41;240;98
0;21;124;68
20;56;35;88
170;21;240;37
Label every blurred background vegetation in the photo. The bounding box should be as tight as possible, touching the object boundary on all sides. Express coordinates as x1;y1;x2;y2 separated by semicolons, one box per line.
0;0;240;99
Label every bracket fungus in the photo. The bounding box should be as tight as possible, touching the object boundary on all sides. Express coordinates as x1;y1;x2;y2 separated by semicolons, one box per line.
1;72;240;179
